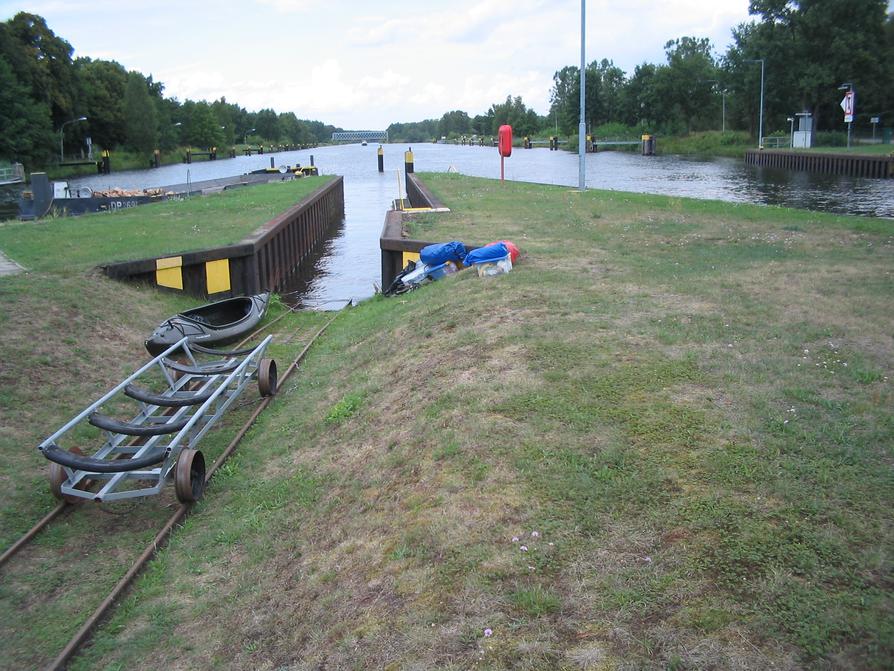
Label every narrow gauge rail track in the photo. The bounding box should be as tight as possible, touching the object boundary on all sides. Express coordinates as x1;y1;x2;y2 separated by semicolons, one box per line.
0;307;341;671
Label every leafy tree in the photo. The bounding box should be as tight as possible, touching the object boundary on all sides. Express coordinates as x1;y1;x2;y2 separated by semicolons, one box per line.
438;110;472;138
387;119;438;143
123;71;157;153
4;13;78;130
728;0;892;136
488;96;541;137
550;60;627;135
471;113;494;137
0;55;54;164
255;108;280;142
211;97;242;145
279;112;301;144
549;65;580;134
181;100;221;148
75;58;127;150
624;63;660;129
654;37;718;133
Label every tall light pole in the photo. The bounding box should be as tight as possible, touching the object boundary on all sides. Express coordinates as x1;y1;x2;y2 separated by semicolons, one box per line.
59;116;87;163
578;0;586;191
787;116;794;148
746;59;765;149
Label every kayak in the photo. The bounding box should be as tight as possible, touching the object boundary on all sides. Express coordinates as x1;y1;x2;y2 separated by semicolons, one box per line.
145;293;271;356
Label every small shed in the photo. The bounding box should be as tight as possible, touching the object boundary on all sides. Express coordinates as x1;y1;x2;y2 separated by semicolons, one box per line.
793;112;813;149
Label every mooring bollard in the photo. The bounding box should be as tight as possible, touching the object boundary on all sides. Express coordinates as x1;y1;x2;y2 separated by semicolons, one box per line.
377;145;384;173
310;154;314;167
641;134;655;156
100;150;111;175
404;147;414;196
210;147;217;161
185;149;192;164
152;149;160;168
270;157;275;169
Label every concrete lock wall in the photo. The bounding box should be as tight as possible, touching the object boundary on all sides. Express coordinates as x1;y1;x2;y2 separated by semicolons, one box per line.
745;150;894;179
378;174;484;290
104;176;345;298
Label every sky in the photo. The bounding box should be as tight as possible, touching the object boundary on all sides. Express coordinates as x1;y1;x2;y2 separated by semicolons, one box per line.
1;0;755;129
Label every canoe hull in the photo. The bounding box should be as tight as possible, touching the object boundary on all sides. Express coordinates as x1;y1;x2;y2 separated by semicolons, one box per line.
145;293;271;356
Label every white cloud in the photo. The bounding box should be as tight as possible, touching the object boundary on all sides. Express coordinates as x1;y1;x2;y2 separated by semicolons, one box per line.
4;0;754;127
254;0;317;12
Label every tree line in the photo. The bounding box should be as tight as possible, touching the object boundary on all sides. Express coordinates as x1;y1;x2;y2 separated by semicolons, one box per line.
0;12;341;168
391;1;893;144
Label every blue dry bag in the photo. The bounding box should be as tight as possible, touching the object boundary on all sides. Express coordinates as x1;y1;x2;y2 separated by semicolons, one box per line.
420;241;467;266
463;242;509;265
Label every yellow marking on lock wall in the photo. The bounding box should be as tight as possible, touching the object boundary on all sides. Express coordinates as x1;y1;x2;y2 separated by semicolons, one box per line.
155;256;183;290
205;259;231;294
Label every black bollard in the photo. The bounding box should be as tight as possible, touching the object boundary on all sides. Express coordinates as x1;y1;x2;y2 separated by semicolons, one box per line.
642;134;655;156
152;149;160;168
185;149;192;164
101;150;111;175
310;154;314;167
270;157;275;169
404;147;414;199
210;147;217;160
377;145;384;173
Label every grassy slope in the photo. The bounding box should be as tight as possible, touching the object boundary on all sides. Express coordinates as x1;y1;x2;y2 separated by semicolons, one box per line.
60;175;894;670
0;177;331;668
0;176;330;271
0;268;330;669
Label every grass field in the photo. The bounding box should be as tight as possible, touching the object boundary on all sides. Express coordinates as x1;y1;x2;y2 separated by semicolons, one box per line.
0;174;891;669
0;176;330;271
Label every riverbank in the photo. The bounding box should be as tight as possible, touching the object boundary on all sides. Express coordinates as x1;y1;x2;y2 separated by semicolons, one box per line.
0;177;329;271
1;175;891;669
37;144;319;180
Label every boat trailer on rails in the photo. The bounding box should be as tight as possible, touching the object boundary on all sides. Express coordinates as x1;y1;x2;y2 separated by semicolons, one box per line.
37;336;278;504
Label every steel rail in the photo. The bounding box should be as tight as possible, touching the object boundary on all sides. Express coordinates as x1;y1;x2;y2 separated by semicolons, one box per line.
0;301;309;569
46;310;340;671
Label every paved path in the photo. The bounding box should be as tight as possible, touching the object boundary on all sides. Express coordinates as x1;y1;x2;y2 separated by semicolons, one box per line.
0;249;24;276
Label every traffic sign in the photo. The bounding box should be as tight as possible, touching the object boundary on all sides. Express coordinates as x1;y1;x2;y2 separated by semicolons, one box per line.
840;91;855;123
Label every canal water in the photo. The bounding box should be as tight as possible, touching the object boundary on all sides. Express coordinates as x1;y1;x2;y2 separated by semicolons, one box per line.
2;144;892;306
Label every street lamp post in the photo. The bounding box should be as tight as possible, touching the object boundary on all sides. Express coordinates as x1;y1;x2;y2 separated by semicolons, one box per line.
746;59;765;149
787;117;794;148
699;80;726;133
578;0;586;191
720;89;726;134
59;116;87;163
243;127;256;144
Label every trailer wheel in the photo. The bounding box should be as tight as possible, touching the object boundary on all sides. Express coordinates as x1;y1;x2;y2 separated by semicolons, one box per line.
48;447;86;504
258;358;278;397
175;449;206;503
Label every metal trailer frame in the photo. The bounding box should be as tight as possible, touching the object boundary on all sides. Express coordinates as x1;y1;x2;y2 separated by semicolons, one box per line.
37;335;275;503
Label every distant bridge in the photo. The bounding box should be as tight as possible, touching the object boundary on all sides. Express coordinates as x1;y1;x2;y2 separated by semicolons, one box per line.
331;130;388;143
